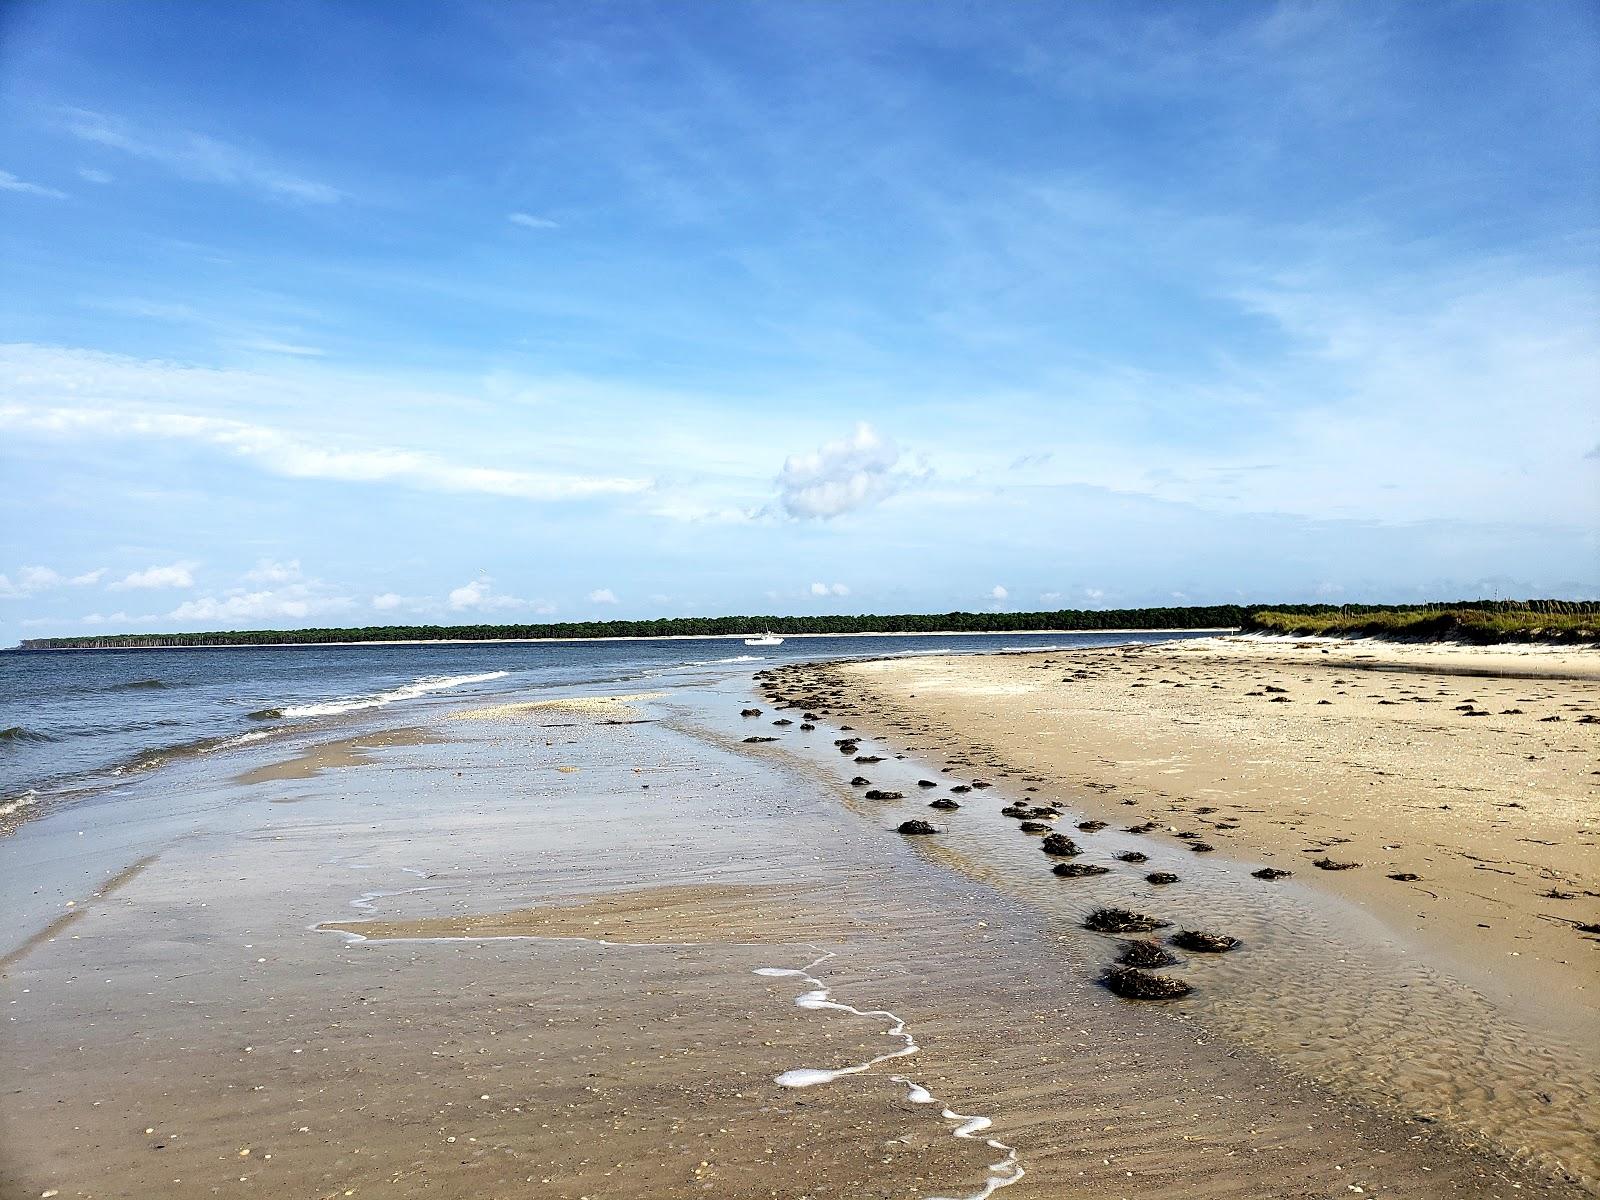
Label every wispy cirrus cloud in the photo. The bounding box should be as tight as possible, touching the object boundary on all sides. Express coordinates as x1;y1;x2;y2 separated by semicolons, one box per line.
508;211;559;229
0;169;67;199
57;107;343;205
0;403;653;503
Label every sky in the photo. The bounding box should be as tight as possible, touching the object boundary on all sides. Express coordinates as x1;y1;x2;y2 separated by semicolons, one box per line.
1;0;1596;639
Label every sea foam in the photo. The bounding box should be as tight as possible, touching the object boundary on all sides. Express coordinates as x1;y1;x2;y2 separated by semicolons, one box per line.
280;671;510;718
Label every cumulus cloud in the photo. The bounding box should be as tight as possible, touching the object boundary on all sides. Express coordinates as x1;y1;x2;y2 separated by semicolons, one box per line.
777;423;908;519
588;588;618;605
446;578;532;612
810;581;850;596
508;212;559;229
112;562;196;590
168;583;352;623
990;585;1009;601
0;170;67;199
0;565;106;597
371;592;403;611
0;403;653;502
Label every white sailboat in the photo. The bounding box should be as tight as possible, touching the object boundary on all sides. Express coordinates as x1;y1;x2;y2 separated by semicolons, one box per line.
743;631;784;646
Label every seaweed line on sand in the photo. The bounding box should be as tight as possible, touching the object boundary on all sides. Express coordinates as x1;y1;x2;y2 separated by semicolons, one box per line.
315;863;1024;1200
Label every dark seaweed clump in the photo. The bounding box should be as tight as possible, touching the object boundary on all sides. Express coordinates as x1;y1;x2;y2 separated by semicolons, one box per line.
1145;872;1179;885
1041;833;1080;857
1251;867;1292;880
897;820;936;835
1115;850;1148;863
1085;907;1170;934
1102;966;1191;1000
1118;939;1178;968
1313;857;1360;870
1171;929;1239;953
1052;862;1110;878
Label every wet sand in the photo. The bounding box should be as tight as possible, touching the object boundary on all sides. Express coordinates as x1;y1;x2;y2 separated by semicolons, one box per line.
2;671;1593;1198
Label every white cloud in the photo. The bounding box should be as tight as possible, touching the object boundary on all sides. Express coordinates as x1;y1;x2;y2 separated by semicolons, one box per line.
508;212;559;229
168;584;352;624
0;170;67;199
588;587;618;604
0;402;653;503
809;581;849;596
113;562;196;590
990;585;1009;601
0;565;106;597
244;558;302;584
371;592;403;611
59;108;342;205
777;423;909;519
77;167;114;184
448;578;525;612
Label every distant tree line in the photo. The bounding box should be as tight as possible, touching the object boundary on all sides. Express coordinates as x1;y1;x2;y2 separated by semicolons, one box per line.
15;599;1596;649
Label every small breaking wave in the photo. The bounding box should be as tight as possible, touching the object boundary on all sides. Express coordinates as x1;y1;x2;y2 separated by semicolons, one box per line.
0;726;55;746
0;789;42;820
279;671;510;718
109;678;168;691
247;707;284;721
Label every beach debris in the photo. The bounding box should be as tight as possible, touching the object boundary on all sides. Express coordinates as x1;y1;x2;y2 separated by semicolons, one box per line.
1102;966;1191;1000
799;723;815;730
1052;861;1110;878
951;785;972;794
740;708;762;717
1186;842;1215;853
1251;867;1292;880
897;820;937;835
855;755;883;763
1118;939;1179;968
1387;872;1422;882
1077;820;1108;833
1019;819;1052;833
1085;907;1171;933
1146;872;1180;885
1125;821;1159;833
929;798;961;810
1172;929;1239;953
917;779;938;788
849;776;869;786
865;789;904;801
743;736;778;743
1116;851;1149;863
1041;833;1081;857
971;780;992;789
1314;857;1361;870
772;718;793;726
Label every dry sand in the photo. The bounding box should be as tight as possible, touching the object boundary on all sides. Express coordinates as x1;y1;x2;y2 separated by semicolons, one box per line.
820;636;1599;1019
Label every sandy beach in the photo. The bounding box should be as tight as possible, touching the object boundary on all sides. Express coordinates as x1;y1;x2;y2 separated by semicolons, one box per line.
3;642;1596;1198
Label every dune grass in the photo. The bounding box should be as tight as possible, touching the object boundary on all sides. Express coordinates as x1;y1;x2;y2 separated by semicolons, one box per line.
1244;608;1598;644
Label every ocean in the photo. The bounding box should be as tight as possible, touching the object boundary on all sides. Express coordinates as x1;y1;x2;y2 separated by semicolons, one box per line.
0;631;1211;824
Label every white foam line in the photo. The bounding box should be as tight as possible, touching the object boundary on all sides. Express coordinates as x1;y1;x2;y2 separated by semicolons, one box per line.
315;867;1023;1200
755;956;1024;1200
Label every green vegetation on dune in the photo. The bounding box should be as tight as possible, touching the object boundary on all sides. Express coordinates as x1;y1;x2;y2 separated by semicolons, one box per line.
1243;604;1599;644
14;600;1597;649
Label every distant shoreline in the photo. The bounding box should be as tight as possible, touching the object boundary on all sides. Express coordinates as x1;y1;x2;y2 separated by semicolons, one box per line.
13;628;1240;651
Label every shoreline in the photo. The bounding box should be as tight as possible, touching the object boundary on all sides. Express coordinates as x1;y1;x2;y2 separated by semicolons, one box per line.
8;627;1240;651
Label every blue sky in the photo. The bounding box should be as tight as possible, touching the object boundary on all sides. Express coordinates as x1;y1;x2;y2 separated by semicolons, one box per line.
2;0;1596;638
